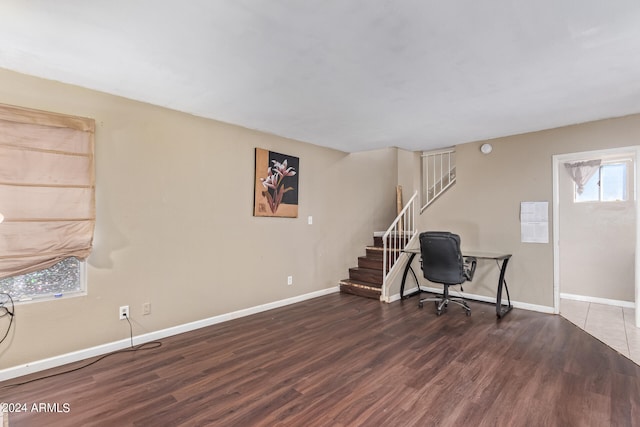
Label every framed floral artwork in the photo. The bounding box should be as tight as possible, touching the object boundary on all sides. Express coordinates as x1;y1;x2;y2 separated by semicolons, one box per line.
254;148;299;218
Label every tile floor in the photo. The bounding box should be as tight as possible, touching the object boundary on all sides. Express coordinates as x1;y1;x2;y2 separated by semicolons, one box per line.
560;298;640;366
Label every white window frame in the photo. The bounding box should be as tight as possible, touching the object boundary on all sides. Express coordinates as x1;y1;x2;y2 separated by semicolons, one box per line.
0;258;87;303
574;160;632;203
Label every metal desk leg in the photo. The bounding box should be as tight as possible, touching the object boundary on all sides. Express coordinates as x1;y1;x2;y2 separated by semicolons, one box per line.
496;257;513;318
400;253;420;299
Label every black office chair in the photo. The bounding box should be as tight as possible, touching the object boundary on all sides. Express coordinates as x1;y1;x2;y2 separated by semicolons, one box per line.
418;231;476;316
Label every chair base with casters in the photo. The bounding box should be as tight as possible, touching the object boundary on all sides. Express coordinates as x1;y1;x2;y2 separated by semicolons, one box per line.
418;285;471;316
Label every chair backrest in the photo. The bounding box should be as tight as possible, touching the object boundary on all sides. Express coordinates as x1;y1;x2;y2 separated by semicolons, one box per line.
419;231;466;285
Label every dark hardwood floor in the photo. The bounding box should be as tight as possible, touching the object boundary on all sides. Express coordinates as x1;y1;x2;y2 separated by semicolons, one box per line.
1;293;639;426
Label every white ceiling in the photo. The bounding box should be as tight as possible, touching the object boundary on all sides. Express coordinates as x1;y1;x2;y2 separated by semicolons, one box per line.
1;1;640;153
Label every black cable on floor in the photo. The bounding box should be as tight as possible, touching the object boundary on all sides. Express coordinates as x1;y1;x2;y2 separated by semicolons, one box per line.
1;312;162;389
0;293;15;345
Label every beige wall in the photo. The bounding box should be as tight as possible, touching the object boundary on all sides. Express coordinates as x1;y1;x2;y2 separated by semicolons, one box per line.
396;148;421;203
0;69;399;369
399;115;640;308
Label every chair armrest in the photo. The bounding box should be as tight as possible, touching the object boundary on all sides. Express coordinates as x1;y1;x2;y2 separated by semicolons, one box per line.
463;257;477;281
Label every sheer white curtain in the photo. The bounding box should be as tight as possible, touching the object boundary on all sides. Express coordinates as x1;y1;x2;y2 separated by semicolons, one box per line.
0;104;95;279
564;160;601;194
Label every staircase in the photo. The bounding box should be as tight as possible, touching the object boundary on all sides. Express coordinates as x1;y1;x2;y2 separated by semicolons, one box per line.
339;234;405;299
340;148;456;302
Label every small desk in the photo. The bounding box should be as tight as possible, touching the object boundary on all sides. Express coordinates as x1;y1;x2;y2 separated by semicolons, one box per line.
400;249;513;319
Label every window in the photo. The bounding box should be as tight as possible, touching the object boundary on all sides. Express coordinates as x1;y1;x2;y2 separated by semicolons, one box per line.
0;104;95;302
575;162;629;203
0;257;84;301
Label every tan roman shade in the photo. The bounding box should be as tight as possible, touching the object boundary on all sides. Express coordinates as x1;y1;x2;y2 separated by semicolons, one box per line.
0;104;95;279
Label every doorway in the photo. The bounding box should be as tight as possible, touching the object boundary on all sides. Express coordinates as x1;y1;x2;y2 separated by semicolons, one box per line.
553;146;639;328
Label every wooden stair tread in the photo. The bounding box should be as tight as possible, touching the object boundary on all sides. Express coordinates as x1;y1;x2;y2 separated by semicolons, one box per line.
348;267;383;285
339;279;382;299
373;234;414;248
339;278;383;290
365;246;404;251
358;256;383;270
365;246;404;261
348;266;381;274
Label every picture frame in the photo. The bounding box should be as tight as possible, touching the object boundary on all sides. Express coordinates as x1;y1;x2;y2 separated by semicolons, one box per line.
254;148;299;218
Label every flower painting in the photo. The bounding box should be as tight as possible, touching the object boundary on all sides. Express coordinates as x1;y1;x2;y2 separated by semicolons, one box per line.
254;148;299;217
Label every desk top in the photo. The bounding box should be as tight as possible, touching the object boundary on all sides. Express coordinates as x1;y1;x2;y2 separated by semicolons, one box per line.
402;248;511;261
463;251;512;261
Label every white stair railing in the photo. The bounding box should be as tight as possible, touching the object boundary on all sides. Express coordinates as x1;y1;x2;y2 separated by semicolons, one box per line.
382;190;418;301
421;148;456;213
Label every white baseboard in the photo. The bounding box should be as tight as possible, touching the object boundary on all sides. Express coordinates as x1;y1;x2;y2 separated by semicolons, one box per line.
560;292;635;308
0;286;340;382
388;286;554;314
387;286;420;303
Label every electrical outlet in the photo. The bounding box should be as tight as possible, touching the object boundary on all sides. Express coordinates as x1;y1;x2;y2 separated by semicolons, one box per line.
143;302;151;315
308;216;313;225
287;276;293;285
119;305;129;320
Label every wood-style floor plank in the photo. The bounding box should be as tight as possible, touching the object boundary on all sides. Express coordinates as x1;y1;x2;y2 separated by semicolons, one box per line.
1;293;639;426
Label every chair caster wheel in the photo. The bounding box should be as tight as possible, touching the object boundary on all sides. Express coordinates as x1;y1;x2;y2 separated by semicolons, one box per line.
418;302;423;308
436;310;442;316
466;311;471;317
